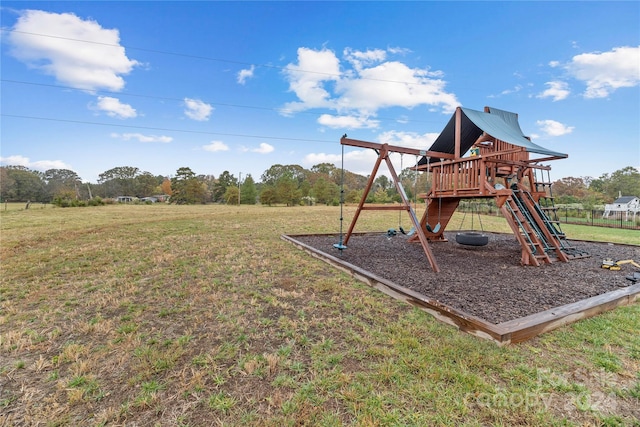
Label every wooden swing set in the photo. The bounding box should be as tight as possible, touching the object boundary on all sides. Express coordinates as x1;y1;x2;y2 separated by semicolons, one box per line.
337;106;589;272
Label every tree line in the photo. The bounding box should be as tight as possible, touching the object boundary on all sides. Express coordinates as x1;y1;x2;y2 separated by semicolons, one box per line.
1;163;638;207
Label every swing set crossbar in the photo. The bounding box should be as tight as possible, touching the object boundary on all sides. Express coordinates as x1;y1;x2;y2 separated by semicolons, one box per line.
360;205;411;211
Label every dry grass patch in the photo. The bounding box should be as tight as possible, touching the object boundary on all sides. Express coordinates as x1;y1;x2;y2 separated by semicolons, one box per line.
1;204;638;426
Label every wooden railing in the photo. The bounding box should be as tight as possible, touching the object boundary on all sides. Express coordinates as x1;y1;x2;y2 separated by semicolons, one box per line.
431;157;485;195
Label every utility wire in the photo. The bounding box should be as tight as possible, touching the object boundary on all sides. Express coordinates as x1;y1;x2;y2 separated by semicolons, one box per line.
0;113;338;144
2;29;448;142
1;79;441;125
4;29;446;87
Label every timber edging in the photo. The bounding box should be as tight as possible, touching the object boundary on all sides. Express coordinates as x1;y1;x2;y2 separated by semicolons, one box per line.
282;233;640;345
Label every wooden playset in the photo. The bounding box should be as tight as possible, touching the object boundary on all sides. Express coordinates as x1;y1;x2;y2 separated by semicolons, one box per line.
338;106;590;272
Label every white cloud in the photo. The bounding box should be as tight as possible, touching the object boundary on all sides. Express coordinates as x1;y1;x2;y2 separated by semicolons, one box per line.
237;65;255;84
536;119;575;137
504;85;523;95
203;141;229;152
303;130;438;177
565;45;640;98
537;81;570;101
0;155;70;171
343;47;387;70
282;46;459;120
387;46;411;56
303;149;377;177
377;130;439;150
252;143;274;154
7;10;139;91
339;61;457;114
184;98;213;121
110;133;172;143
317;114;379;129
241;142;275;153
493;85;523;97
283;47;341;113
94;96;137;118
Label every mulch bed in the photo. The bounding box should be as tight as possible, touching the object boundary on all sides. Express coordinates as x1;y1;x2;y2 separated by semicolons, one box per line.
293;232;640;324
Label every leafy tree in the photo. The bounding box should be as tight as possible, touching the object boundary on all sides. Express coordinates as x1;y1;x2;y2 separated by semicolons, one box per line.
213;171;237;202
399;167;420;202
374;175;390;192
240;174;257;204
589;166;640;202
0;167;15;202
310;162;337;176
224;186;239;205
345;189;362;204
373;187;391;203
98;166;140;197
44;169;81;200
311;177;339;205
343;170;369;193
0;166;46;202
608;166;640;199
171;167;205;204
271;171;303;206
198;174;217;203
299;179;311;198
259;186;277;206
161;178;173;195
261;164;306;187
135;172;160;197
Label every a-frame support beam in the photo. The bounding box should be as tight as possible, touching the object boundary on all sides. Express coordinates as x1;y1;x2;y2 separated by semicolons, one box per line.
341;137;440;272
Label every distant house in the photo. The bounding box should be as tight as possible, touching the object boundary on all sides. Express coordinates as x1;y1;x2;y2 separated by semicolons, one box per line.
603;196;640;221
140;195;170;203
116;196;137;203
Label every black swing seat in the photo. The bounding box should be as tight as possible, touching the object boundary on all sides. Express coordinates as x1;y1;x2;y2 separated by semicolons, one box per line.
456;231;489;246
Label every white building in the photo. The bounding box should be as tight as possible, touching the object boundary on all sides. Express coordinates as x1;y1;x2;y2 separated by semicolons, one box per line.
603;196;640;221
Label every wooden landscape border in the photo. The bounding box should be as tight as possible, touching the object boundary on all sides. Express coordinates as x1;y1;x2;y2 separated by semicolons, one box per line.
282;233;640;345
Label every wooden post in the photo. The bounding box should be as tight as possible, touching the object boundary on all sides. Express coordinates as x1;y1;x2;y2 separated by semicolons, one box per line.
453;107;462;195
384;153;440;272
342;146;385;246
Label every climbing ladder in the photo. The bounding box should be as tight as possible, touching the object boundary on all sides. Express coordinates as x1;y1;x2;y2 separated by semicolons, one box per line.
499;185;590;266
530;169;590;260
500;193;551;266
519;190;590;260
533;168;562;225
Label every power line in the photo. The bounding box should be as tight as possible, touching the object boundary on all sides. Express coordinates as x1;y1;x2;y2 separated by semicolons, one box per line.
0;113;338;144
1;78;290;113
2;29;449;142
1;79;442;125
4;29;446;87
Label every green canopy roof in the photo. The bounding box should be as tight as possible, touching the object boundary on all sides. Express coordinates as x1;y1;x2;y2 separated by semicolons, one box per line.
421;107;567;164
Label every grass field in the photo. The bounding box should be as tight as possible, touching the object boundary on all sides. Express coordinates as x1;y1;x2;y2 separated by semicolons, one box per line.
1;203;639;426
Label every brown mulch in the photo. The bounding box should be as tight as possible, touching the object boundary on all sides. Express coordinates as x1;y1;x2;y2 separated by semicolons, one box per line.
292;232;640;324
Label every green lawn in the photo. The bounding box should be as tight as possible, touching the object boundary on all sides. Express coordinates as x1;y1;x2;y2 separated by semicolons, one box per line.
1;204;638;426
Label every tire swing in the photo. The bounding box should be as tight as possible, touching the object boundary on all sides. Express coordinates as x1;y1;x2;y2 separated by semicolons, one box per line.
455;201;489;247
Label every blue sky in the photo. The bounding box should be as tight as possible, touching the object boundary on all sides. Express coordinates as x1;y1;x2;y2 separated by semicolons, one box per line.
1;1;639;184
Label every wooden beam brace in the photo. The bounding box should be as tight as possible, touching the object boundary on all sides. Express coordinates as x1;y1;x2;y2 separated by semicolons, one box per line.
342;145;386;246
360;205;410;211
341;137;454;160
483;158;552;171
384;153;440;272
